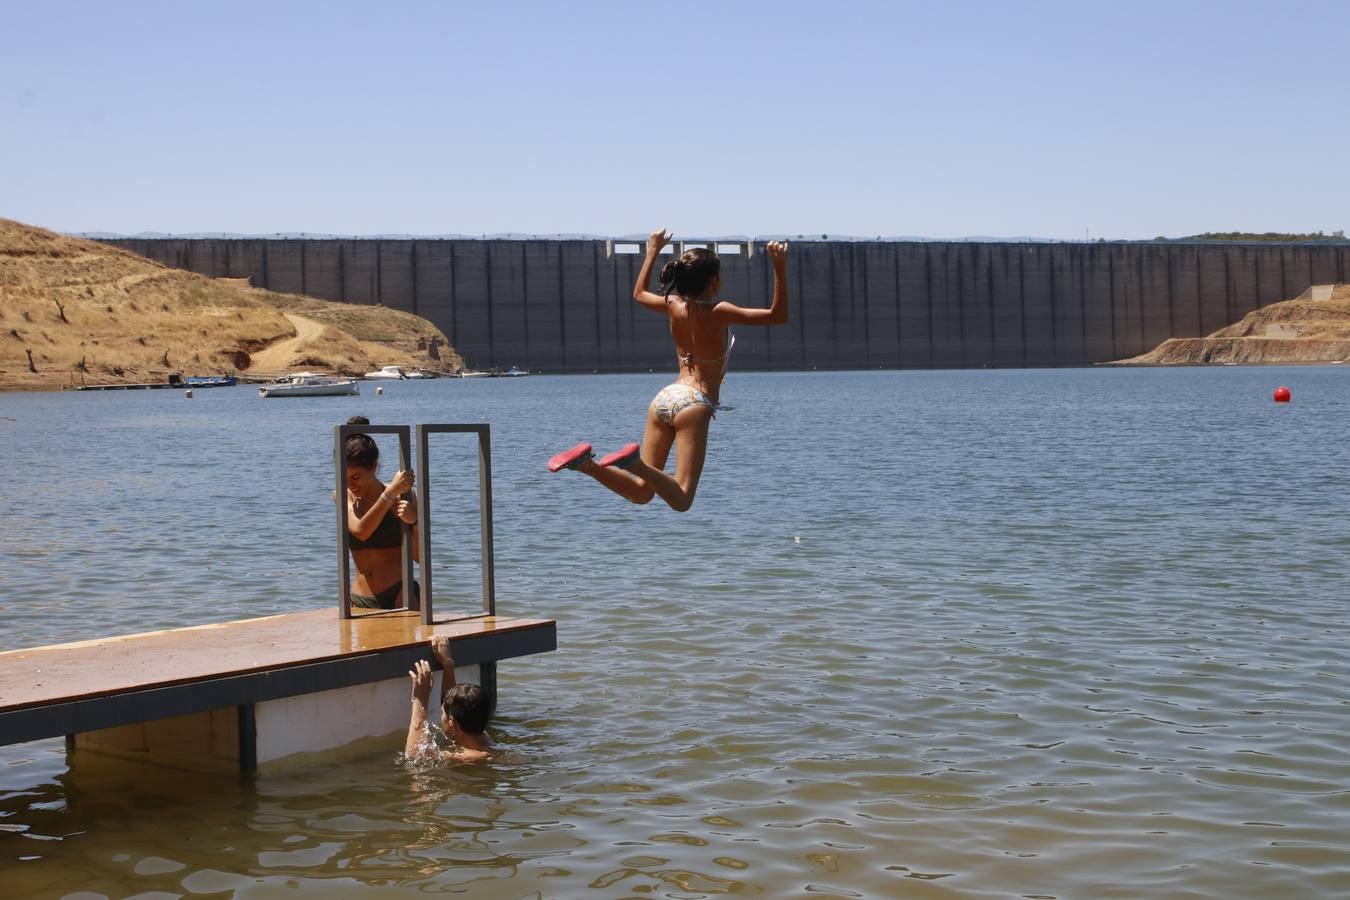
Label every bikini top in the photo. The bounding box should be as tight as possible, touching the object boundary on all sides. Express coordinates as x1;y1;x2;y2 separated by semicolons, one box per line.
677;331;735;367
349;502;403;550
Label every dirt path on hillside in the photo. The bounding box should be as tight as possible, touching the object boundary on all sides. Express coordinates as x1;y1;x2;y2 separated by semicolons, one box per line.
246;313;324;372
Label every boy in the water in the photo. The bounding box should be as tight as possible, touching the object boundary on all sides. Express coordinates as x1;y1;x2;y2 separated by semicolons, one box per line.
405;635;495;763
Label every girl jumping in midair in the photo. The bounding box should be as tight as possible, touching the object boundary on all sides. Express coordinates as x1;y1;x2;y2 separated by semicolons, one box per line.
548;229;789;511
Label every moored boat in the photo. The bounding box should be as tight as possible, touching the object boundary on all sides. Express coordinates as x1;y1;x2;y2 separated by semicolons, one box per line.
258;373;359;398
364;365;409;380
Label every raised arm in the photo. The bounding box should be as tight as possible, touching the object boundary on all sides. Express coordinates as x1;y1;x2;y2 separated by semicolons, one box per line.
713;241;789;326
405;659;434;756
430;635;455;706
347;468;415;540
633;228;673;312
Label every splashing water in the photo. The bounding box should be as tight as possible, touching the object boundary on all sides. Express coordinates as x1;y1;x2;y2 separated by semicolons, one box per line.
397;721;446;769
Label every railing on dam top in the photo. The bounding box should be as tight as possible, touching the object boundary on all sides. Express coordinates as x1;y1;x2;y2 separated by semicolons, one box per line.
606;239;756;259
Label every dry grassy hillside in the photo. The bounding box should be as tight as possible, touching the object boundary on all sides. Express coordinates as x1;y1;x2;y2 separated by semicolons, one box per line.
0;219;460;390
1119;284;1350;365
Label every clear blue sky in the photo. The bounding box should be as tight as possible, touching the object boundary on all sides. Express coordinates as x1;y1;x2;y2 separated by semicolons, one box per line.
2;0;1346;239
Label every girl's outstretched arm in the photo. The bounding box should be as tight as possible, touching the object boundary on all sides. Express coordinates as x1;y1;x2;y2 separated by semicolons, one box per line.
714;240;790;326
633;228;673;312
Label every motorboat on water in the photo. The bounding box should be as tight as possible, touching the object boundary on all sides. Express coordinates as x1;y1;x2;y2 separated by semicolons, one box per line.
456;367;526;378
183;375;238;388
364;365;410;380
364;365;441;380
258;373;359;398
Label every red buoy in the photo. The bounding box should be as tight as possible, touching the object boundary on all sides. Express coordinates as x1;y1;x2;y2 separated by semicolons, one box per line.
1273;386;1292;403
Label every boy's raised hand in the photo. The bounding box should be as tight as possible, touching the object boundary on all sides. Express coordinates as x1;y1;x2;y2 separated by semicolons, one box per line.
409;659;433;705
766;240;789;264
430;635;454;670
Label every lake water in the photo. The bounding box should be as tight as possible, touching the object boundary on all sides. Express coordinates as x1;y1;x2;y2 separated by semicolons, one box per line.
2;368;1349;898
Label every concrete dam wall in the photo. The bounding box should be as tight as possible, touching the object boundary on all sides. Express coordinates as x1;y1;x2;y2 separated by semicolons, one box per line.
104;238;1350;371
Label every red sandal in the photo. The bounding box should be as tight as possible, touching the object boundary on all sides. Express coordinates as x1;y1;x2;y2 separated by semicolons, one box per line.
598;442;641;469
547;442;593;472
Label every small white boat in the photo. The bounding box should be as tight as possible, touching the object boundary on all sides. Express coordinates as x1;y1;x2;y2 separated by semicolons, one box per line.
258;373;360;398
459;370;492;378
503;366;529;377
364;365;409;380
405;369;437;379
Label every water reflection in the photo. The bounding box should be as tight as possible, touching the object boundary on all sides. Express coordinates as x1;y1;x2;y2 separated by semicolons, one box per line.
2;737;578;895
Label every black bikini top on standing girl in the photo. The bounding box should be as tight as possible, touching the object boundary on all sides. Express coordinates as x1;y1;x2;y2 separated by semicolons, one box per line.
349;500;403;550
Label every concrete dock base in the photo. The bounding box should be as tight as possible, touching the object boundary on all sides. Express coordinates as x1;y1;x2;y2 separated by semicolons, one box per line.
70;666;482;773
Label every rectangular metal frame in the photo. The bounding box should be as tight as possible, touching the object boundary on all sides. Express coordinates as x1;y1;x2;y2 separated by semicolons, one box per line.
415;424;495;626
335;424;415;619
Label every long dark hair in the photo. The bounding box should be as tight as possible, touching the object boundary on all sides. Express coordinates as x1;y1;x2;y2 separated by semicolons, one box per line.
659;247;720;302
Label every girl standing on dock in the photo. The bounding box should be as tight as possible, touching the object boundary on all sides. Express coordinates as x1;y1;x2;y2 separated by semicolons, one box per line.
344;422;420;608
549;229;789;511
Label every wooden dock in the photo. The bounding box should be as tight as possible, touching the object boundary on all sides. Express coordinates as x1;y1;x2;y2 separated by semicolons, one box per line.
74;381;184;390
71;376;236;390
0;607;555;771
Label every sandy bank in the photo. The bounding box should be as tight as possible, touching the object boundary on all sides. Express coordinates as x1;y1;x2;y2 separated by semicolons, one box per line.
1118;284;1350;365
0;219;460;391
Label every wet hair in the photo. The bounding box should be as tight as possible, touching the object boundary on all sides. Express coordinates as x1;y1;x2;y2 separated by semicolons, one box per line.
344;416;378;469
659;248;720;301
443;684;491;735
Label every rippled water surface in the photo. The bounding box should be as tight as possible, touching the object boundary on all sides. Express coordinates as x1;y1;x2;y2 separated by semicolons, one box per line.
3;368;1350;898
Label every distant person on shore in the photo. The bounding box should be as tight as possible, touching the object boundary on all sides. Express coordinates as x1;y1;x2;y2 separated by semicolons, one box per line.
547;229;789;511
343;415;419;608
406;635;495;763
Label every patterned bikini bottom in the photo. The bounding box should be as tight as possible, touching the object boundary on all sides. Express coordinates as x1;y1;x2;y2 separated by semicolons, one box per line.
649;383;714;425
